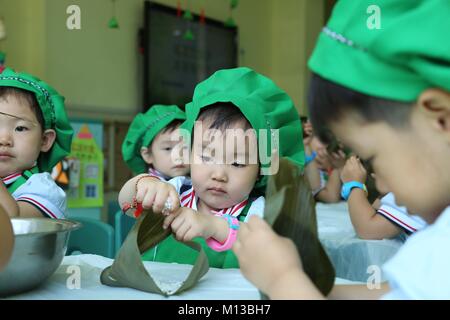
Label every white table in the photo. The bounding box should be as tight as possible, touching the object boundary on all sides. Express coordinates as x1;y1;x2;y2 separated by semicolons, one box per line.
5;254;260;300
316;202;404;282
4;254;360;300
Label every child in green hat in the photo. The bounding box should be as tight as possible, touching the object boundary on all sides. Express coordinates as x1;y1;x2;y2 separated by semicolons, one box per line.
303;120;345;203
0;68;73;219
118;67;305;268
122;104;189;181
233;0;450;299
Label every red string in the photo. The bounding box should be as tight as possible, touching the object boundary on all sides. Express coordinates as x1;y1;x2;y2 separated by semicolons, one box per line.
200;8;206;24
177;0;182;17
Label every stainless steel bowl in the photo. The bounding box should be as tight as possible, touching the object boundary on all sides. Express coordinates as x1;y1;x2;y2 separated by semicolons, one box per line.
0;218;81;297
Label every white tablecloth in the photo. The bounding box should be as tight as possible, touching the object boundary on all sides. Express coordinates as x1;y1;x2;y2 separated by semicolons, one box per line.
5;254;260;300
316;202;404;282
4;254;360;300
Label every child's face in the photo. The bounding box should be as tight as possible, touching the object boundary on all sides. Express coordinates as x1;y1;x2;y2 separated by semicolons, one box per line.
0;96;53;177
330;105;450;223
141;128;190;178
190;119;260;210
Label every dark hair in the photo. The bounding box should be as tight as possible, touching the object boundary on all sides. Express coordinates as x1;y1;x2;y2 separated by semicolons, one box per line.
0;87;45;130
307;73;413;144
161;119;183;133
197;103;252;131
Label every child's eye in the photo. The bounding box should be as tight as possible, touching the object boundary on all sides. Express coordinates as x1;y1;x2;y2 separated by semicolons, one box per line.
15;126;29;132
163;147;172;151
231;162;246;168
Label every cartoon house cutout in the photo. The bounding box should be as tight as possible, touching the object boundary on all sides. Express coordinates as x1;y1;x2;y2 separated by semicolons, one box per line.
67;124;104;208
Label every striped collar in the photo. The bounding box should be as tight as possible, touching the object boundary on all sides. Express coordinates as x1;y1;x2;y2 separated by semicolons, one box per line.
1;166;38;186
2;171;24;185
180;186;249;217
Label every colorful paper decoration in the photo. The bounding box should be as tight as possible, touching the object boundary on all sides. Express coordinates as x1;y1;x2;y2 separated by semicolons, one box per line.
66;124;104;208
182;0;194;41
199;8;206;25
177;0;182;17
183;29;194;41
225;0;238;28
108;0;119;29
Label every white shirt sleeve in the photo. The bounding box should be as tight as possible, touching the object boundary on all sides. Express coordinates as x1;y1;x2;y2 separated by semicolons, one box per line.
243;196;265;222
12;173;67;219
166;176;192;194
380;207;450;299
312;170;327;197
377;192;427;233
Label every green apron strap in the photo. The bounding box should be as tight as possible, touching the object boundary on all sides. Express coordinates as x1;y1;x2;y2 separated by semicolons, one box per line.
238;198;254;222
6;167;39;194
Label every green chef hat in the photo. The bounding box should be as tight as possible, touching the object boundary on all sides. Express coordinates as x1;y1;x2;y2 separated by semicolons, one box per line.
183;67;305;191
122;104;186;174
0;68;74;172
308;0;450;102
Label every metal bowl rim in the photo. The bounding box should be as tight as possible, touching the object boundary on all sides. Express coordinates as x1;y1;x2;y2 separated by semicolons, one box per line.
11;218;82;238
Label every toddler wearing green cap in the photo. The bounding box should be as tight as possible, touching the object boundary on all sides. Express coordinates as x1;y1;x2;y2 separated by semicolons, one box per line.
303;121;345;203
122;104;189;181
118;67;305;268
0;68;73;219
233;0;450;299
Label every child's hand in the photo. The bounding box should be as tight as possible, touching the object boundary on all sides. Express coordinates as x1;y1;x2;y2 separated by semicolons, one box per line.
314;149;332;171
328;149;347;170
233;216;303;295
134;177;180;214
340;156;367;183
163;208;218;242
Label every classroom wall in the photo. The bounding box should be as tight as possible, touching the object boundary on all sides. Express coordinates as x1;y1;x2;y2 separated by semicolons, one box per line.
0;0;47;77
0;0;324;117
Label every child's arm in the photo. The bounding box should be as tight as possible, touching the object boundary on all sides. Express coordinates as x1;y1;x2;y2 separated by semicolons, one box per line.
314;149;346;203
118;174;180;217
233;216;390;300
315;169;342;203
327;282;390;300
163;207;229;242
341;157;401;239
0;205;14;271
0;183;48;218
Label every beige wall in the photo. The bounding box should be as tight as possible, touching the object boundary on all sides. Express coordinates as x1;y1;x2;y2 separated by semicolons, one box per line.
0;0;47;77
0;0;323;117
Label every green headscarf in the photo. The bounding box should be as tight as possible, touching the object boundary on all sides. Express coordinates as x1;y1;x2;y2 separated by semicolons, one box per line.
0;68;73;172
122;105;186;174
308;0;450;102
183;67;305;191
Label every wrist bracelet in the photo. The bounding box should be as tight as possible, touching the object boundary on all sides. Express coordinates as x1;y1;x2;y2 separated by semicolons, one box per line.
121;175;157;218
206;214;239;252
305;151;317;166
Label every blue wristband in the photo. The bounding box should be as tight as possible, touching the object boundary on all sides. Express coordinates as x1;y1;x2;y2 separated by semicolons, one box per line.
341;181;367;201
305;151;317;165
